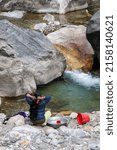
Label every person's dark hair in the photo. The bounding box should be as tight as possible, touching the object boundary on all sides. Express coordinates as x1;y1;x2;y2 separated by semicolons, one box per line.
35;92;41;98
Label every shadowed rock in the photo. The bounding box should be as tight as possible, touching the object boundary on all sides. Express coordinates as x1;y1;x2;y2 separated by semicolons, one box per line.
86;10;100;65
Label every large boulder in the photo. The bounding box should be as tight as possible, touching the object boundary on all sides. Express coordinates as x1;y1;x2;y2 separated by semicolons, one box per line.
47;25;94;71
86;10;100;64
0;20;65;97
0;0;88;14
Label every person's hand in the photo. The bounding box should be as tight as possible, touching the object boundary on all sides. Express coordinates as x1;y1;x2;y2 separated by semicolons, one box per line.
37;96;45;100
26;93;36;100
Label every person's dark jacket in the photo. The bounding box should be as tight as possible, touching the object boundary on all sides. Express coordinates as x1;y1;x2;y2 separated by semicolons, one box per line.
25;95;51;121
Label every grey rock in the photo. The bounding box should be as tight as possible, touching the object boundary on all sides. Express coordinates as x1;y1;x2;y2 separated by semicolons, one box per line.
48;133;57;139
86;10;100;35
0;113;6;124
0;20;65;97
69;112;77;119
43;14;55;24
34;23;47;32
12;124;44;134
59;126;91;139
50;138;58;146
0;10;25;19
1;0;88;14
86;10;100;63
0;147;6;150
89;143;100;150
4;130;21;143
7;115;25;126
45;127;59;135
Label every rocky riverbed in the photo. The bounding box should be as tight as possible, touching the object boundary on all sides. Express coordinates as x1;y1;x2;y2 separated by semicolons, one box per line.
0;111;100;150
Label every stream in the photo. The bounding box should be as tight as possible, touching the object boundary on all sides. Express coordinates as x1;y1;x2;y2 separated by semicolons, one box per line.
0;70;100;116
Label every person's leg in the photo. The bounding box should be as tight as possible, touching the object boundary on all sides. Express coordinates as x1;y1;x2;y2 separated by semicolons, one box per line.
43;110;52;125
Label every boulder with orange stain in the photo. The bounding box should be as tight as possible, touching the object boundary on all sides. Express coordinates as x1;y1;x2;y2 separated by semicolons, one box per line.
47;25;94;72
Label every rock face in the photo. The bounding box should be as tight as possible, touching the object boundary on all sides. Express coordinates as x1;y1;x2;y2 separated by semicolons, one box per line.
0;0;88;14
86;10;100;64
0;20;65;97
47;25;94;71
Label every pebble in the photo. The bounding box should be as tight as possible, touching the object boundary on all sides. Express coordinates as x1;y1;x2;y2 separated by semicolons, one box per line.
69;112;78;119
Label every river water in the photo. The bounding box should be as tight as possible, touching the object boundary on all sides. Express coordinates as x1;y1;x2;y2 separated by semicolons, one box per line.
0;70;100;116
37;70;100;113
0;1;100;116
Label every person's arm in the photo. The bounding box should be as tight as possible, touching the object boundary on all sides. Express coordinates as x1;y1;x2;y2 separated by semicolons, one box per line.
36;96;51;104
43;96;51;104
26;93;36;100
25;93;36;105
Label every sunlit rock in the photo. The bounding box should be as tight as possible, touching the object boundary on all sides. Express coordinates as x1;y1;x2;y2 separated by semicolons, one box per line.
0;20;65;97
47;25;94;71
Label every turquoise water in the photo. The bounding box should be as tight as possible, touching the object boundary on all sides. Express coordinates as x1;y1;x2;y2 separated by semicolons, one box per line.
38;80;100;113
37;71;100;113
0;71;100;116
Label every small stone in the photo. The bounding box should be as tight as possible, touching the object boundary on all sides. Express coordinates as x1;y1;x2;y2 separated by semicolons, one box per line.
44;138;51;143
69;112;78;119
43;14;55;24
83;125;94;132
17;139;30;148
34;23;47;32
54;21;60;26
50;138;58;146
6;130;21;143
35;138;42;144
89;143;100;150
45;127;59;135
7;115;25;126
57;111;72;116
0;147;6;150
48;133;57;139
0;113;6;124
94;126;100;133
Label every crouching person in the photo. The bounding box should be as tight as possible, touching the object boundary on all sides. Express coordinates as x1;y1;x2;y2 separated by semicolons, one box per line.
25;91;51;126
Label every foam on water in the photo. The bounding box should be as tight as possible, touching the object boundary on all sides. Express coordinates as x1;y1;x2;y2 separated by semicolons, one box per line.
64;70;100;89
